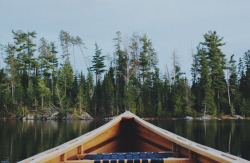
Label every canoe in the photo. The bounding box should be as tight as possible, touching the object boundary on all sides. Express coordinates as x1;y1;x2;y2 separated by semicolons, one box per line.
19;111;248;163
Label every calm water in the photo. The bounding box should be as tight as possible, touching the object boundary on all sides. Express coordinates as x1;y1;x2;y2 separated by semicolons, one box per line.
0;119;250;162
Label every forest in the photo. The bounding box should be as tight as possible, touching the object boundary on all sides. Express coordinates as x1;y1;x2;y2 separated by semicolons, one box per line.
0;30;249;118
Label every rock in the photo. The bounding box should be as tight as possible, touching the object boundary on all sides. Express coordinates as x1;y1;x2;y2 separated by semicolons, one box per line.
66;114;77;120
51;111;59;117
197;116;210;120
184;116;193;120
46;111;59;120
23;114;35;120
81;112;93;120
235;115;244;119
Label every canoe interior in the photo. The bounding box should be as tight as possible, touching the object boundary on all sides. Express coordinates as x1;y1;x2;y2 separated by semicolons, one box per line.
84;117;172;154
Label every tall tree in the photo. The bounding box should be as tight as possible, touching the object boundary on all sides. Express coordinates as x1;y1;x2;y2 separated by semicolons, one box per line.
90;43;106;84
139;34;157;83
227;55;238;115
198;47;216;116
59;30;71;62
4;44;17;101
201;31;227;114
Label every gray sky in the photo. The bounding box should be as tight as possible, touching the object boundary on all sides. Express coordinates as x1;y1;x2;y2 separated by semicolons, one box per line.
1;0;250;82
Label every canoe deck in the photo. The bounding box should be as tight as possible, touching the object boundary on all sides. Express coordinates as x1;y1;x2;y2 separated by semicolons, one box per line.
19;111;249;163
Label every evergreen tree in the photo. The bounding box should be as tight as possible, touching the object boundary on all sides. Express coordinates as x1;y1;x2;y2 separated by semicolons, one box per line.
198;47;216;116
102;69;115;116
86;70;94;113
49;42;58;105
57;62;74;110
90;43;106;84
38;79;50;108
139;34;157;83
59;30;71;62
4;44;17;102
0;69;10;116
113;31;126;114
201;31;227;114
71;75;79;108
228;55;238;115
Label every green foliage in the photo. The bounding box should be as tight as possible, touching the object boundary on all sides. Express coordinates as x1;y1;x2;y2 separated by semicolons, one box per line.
0;30;249;119
90;43;106;84
201;31;227;114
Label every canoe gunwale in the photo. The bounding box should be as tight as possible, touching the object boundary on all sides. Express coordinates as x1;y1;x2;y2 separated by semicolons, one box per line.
132;113;248;163
19;111;249;163
19;114;124;163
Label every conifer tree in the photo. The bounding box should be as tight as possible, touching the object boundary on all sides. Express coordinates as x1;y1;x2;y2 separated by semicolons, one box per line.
102;68;115;116
228;55;238;115
201;31;227;114
0;69;9;116
38;79;50;108
59;30;71;62
198;47;216;116
139;34;157;83
90;43;106;84
4;44;17;101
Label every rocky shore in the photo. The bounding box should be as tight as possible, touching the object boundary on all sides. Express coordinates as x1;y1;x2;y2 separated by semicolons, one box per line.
1;111;93;120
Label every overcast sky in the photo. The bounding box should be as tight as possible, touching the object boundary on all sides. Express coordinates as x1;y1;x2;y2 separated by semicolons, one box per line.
1;0;250;82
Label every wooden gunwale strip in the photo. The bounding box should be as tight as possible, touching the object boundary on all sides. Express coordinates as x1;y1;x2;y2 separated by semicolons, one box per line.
19;113;126;163
130;112;248;163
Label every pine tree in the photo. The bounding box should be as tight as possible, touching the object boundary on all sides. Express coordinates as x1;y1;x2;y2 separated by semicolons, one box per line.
102;69;115;116
57;62;74;110
90;43;106;84
38;79;50;108
59;30;71;62
228;55;238;115
71;75;79;108
113;31;126;114
0;69;10;116
86;70;94;113
139;34;157;83
201;31;227;114
4;44;17;102
198;47;216;116
151;68;163;117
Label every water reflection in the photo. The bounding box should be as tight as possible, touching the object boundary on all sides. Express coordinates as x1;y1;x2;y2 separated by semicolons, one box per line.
0;120;106;162
148;119;250;160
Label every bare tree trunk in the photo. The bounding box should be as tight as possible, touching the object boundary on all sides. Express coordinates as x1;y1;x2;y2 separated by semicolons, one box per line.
41;97;44;108
192;48;198;83
56;84;62;108
165;64;171;92
173;50;177;85
78;45;89;70
227;64;233;115
73;45;75;73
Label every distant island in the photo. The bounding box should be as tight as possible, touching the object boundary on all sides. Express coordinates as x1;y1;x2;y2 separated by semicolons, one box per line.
0;30;249;119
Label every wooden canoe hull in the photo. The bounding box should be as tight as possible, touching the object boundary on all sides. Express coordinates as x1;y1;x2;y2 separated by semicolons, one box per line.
19;111;249;163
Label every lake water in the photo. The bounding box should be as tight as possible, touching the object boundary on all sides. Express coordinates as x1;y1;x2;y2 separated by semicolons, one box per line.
0;119;250;162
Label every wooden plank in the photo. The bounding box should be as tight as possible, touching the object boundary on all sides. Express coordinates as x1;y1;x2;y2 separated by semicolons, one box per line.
135;122;173;151
83;122;121;153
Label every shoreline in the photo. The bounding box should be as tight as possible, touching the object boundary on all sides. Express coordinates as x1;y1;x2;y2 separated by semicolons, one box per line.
1;115;249;120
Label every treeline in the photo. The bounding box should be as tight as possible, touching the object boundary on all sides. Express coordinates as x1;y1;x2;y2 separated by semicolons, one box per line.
0;30;249;118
